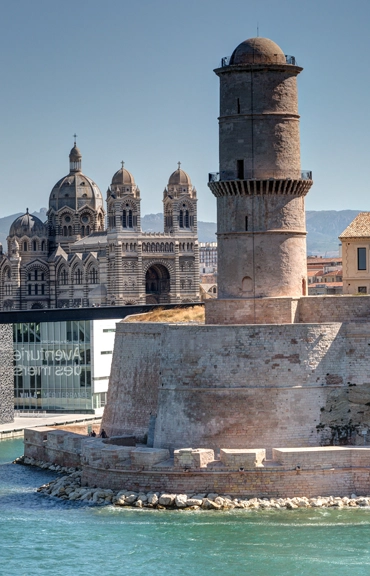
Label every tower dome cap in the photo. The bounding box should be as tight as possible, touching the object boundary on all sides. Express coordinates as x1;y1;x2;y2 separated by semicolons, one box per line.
69;144;82;160
9;209;47;237
111;163;135;186
168;163;192;186
230;37;285;65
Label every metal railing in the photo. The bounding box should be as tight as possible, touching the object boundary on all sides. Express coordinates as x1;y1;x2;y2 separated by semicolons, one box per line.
221;54;296;67
209;170;312;182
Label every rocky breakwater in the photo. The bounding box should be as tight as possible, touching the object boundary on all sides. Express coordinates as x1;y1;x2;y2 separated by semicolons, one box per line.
36;468;370;510
16;455;370;510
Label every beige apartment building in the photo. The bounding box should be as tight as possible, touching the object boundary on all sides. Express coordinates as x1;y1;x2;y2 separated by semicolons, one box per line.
340;212;370;294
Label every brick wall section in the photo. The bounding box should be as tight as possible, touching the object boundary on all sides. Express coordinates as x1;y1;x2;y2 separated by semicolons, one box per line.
272;447;370;470
102;321;370;453
298;296;370;323
25;428;370;497
0;324;14;424
101;324;162;438
154;323;348;452
205;297;299;325
102;314;370;454
205;295;370;326
81;465;370;498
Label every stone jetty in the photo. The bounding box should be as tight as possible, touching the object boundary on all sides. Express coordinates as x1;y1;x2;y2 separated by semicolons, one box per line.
16;456;370;511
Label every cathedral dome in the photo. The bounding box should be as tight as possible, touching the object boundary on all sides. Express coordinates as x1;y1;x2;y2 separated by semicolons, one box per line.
48;145;103;212
9;210;47;237
229;37;286;65
111;166;135;186
168;165;192;186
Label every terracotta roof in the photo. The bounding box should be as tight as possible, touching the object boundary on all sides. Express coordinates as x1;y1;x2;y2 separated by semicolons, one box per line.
339;212;370;238
322;269;342;277
310;282;343;288
307;257;342;264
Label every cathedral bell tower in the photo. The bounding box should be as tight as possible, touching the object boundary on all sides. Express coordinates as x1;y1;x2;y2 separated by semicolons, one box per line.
207;37;312;323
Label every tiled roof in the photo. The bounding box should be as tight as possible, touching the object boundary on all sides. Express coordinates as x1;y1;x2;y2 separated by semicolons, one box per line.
310;282;343;287
322;269;342;277
339;212;370;238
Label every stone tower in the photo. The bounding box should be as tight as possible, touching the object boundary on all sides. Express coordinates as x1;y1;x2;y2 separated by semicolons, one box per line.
207;37;312;323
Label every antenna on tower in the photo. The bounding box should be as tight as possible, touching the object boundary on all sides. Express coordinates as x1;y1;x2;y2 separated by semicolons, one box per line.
257;22;259;37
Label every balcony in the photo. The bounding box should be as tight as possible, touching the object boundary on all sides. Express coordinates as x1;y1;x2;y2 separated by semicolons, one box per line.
208;170;312;183
221;54;297;67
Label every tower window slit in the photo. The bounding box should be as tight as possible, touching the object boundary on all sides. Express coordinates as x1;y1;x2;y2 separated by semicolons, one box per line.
237;159;244;179
245;216;248;231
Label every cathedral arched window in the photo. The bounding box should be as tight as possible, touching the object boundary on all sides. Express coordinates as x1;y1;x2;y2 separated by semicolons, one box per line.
41;285;45;295
34;285;38;295
59;269;68;285
63;226;67;236
128;210;133;228
179;210;184;228
122;210;127;228
28;285;32;295
81;225;85;236
23;242;28;251
32;240;37;251
68;226;72;236
74;268;82;285
41;241;46;251
185;210;190;228
89;268;98;284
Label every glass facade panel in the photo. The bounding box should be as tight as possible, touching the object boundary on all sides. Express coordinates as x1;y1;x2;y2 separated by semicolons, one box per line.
13;321;93;412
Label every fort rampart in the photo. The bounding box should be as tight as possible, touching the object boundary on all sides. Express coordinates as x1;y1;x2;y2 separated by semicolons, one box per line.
101;312;370;453
24;428;370;498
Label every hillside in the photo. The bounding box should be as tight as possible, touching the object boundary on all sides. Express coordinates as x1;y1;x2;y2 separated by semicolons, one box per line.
0;209;362;256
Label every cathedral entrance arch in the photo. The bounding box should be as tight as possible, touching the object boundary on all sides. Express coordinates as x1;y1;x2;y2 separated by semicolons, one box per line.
145;264;170;304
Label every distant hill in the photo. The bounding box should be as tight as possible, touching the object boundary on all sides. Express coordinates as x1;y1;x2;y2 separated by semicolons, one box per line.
141;214;217;243
305;210;360;256
0;209;362;256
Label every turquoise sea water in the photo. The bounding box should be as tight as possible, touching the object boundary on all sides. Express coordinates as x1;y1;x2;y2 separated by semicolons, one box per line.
1;439;370;576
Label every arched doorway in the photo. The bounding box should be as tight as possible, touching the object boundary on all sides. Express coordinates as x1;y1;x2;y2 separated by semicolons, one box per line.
145;264;170;303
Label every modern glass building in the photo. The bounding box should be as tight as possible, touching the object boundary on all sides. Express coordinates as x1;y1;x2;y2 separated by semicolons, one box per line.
13;319;120;413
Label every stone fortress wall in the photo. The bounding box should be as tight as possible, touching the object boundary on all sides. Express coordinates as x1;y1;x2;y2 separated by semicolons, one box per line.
24;427;370;498
101;314;370;454
206;294;370;325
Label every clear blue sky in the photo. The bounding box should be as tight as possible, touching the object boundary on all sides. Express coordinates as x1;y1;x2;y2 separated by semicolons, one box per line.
1;0;369;221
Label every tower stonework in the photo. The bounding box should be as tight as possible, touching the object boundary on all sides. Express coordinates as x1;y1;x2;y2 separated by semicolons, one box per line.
207;37;312;324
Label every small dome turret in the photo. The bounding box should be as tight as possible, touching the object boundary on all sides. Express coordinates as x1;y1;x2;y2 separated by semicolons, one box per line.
229;37;286;65
168;162;192;187
69;137;82;173
9;209;47;238
111;162;135;186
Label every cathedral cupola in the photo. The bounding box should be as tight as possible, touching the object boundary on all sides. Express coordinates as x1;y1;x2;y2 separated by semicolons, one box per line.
69;136;82;173
106;162;141;232
163;163;197;234
109;162;139;199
